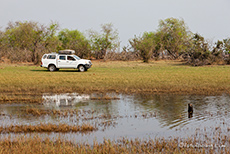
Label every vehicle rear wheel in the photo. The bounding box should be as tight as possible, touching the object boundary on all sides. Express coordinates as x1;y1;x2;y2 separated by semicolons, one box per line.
48;65;56;72
78;65;85;72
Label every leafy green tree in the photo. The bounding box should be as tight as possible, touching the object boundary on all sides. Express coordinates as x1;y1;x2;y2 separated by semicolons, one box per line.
186;33;212;66
89;23;119;59
129;18;192;61
1;21;59;63
222;38;230;64
43;23;60;53
58;29;91;58
157;18;191;59
223;38;230;53
129;32;155;63
0;30;5;60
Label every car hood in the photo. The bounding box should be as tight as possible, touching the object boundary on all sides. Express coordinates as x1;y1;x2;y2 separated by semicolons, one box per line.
78;59;91;64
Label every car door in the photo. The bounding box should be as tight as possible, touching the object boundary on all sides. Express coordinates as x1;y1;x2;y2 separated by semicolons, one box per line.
57;55;68;68
67;55;77;68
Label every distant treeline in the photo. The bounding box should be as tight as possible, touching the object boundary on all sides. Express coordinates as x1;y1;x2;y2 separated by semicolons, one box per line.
0;18;229;66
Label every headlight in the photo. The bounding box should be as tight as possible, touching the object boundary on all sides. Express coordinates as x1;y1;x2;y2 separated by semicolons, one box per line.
85;61;92;65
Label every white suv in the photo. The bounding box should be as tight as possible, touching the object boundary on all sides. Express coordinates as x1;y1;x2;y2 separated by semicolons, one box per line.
40;50;92;72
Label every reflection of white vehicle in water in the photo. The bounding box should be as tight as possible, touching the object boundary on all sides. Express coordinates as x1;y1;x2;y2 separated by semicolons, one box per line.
43;93;90;107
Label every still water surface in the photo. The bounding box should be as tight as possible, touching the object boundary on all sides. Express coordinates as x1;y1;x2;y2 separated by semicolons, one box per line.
1;93;230;143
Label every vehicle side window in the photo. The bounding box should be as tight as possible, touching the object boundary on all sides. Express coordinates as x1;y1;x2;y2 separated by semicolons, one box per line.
42;55;47;59
67;56;75;61
47;55;56;59
59;56;66;60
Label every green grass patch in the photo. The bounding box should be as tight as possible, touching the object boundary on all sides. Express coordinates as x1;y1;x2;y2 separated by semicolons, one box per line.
0;60;229;95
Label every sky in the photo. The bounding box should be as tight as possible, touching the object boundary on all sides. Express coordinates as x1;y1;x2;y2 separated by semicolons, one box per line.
0;0;230;48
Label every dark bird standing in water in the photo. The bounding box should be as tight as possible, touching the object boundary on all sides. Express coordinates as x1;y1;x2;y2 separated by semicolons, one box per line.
188;103;193;113
188;103;193;118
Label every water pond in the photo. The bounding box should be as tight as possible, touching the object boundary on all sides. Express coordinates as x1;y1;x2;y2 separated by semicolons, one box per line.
1;93;230;144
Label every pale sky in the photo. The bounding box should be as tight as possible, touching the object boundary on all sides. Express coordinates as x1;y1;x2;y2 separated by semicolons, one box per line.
0;0;230;47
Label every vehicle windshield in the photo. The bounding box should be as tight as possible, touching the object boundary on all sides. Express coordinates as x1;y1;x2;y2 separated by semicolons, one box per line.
73;55;81;60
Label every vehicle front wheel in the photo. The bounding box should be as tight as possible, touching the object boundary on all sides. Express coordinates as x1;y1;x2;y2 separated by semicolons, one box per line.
78;65;85;72
48;65;56;72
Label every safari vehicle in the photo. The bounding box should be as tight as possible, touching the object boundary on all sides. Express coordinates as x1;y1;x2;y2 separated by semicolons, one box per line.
40;50;92;72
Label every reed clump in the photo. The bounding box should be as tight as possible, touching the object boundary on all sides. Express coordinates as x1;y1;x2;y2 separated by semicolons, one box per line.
0;94;42;104
22;108;98;118
25;108;48;116
24;108;81;117
0;123;96;133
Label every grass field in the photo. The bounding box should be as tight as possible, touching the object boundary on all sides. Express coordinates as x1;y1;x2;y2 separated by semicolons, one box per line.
0;60;229;97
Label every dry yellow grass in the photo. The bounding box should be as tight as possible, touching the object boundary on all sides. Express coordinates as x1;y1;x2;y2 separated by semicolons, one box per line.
0;123;96;133
23;108;80;116
0;136;228;154
0;60;229;96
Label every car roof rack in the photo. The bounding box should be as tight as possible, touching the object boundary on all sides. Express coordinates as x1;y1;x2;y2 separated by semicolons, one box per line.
58;49;75;54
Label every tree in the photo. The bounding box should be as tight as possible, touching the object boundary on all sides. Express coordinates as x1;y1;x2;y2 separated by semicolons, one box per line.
1;21;59;63
129;32;156;63
211;40;224;61
223;38;230;53
43;22;60;53
186;33;212;66
129;18;192;61
58;29;91;58
0;30;4;56
89;23;119;59
157;18;191;59
223;38;230;64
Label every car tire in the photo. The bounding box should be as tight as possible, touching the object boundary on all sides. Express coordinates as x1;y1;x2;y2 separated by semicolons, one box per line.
48;65;56;72
78;65;85;72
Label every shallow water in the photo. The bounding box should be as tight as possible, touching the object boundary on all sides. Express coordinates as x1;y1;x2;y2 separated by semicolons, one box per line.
1;93;230;144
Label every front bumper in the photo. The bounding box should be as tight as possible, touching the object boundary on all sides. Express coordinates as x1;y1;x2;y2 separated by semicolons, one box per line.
85;64;92;69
